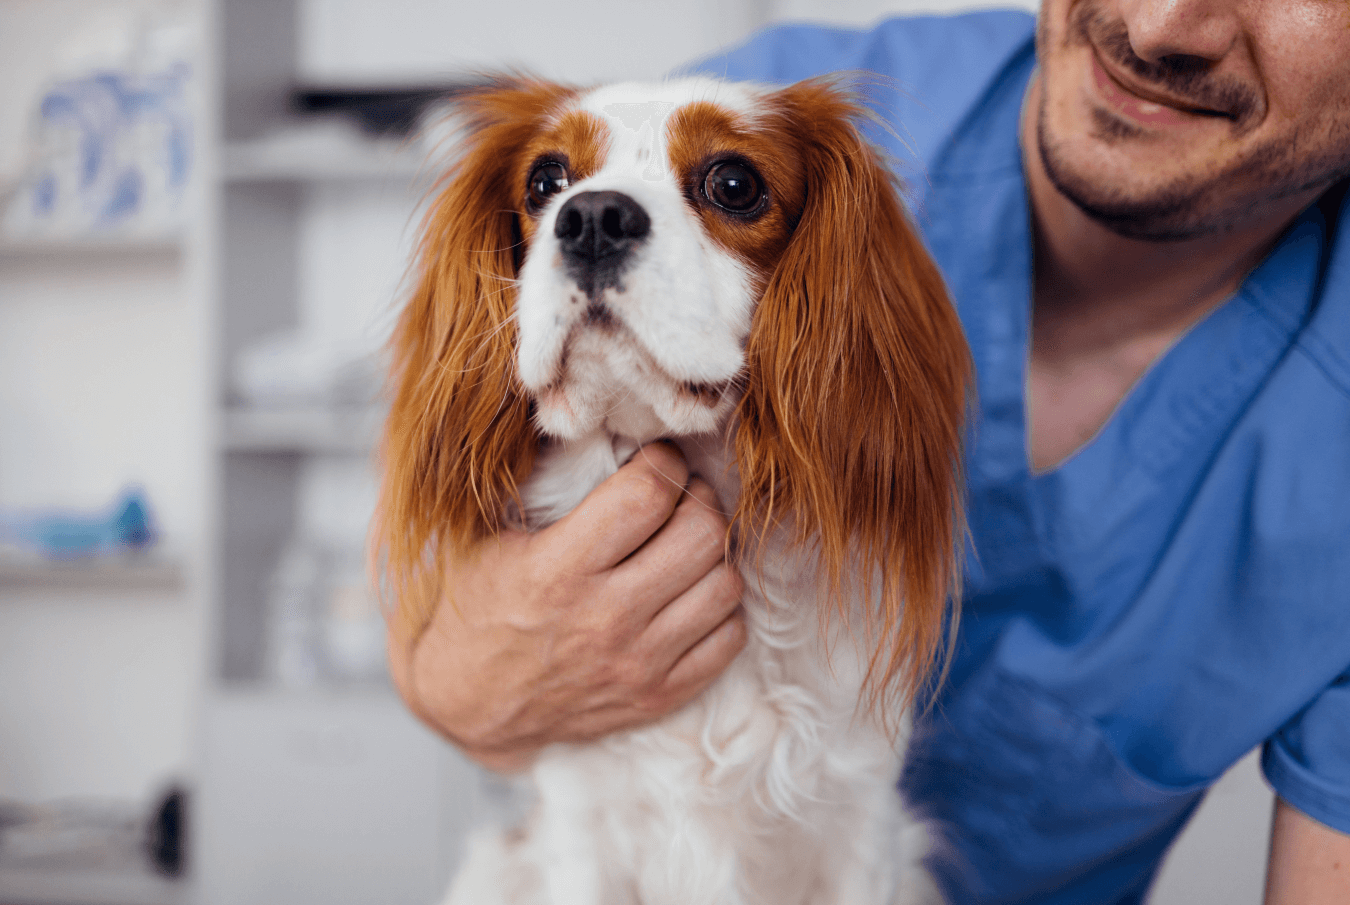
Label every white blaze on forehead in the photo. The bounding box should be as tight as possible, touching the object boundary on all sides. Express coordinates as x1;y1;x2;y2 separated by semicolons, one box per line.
602;102;676;181
578;78;765;181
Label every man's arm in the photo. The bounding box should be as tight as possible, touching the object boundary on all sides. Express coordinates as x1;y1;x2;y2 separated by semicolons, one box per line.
1264;797;1350;903
384;442;747;773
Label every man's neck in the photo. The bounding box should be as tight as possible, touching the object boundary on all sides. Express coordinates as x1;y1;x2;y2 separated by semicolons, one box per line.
1021;75;1308;471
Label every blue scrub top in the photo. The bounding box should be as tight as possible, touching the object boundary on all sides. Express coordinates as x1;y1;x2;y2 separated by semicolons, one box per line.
698;11;1350;904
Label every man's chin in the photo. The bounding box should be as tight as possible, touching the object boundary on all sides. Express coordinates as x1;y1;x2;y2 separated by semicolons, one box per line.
1036;109;1227;242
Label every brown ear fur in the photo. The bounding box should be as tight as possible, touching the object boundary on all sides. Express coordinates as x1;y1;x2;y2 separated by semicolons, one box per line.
733;79;972;717
375;81;572;633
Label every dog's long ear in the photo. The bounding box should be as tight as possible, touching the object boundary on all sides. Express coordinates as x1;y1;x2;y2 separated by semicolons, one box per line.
375;81;571;631
733;78;972;718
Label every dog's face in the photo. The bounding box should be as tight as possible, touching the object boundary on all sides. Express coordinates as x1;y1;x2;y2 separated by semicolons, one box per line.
380;76;972;708
514;80;795;441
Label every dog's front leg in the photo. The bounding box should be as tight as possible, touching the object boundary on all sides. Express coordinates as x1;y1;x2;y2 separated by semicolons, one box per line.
442;763;607;905
530;752;617;905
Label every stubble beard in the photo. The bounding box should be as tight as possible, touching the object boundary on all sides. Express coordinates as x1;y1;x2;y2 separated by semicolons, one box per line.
1034;2;1350;242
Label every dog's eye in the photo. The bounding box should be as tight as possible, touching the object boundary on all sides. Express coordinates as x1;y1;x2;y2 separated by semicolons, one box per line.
527;162;570;211
703;161;763;214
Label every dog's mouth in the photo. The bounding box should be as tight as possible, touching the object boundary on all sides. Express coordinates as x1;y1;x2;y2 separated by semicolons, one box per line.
537;373;729;424
579;296;621;332
547;307;737;402
529;312;741;442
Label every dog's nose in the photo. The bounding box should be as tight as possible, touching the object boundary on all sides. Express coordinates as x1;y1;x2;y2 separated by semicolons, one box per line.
554;191;650;268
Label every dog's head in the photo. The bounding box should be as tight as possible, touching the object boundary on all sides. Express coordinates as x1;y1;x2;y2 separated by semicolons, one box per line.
379;76;971;707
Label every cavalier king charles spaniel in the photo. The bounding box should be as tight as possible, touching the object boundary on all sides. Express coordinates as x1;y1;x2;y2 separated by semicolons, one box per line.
375;75;970;905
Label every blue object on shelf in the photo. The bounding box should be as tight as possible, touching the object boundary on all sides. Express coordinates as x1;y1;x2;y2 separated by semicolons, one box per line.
0;486;159;560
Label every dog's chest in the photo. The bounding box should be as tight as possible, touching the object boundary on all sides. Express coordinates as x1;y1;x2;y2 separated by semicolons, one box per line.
522;588;906;905
511;432;908;905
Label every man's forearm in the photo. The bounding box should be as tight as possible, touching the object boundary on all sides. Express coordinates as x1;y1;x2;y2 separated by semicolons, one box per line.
1264;797;1350;904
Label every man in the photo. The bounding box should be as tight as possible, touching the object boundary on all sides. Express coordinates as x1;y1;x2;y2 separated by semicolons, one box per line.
386;0;1350;901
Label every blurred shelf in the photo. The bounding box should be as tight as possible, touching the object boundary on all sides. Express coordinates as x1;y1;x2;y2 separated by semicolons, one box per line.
221;404;384;454
0;555;185;593
222;137;431;184
0;865;184;905
0;235;183;263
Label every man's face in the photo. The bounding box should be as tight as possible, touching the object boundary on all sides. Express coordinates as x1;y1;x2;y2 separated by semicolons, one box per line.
1034;0;1350;240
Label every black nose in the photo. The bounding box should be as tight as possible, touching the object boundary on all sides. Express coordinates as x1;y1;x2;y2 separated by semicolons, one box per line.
554;191;651;272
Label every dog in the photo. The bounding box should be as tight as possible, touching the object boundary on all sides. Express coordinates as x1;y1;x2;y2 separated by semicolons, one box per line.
375;75;970;905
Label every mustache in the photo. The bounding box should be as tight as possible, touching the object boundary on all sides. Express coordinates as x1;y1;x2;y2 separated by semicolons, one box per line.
1073;4;1260;124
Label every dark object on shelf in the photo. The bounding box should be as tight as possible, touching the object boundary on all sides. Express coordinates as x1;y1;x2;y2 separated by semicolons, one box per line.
145;786;187;877
291;81;490;136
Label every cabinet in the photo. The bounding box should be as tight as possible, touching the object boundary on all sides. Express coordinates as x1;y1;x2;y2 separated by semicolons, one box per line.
212;6;419;684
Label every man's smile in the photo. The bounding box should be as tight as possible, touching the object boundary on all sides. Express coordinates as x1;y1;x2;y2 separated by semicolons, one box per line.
1087;46;1233;130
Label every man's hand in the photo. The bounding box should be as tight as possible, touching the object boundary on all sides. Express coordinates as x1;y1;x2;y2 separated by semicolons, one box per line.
385;442;747;773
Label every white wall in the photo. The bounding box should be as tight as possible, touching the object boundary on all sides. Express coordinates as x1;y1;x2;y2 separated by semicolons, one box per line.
297;0;763;84
770;0;1035;24
294;0;1038;85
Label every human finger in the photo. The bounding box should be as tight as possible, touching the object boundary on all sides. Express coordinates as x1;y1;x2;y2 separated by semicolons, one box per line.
636;559;744;669
537;607;745;744
537;441;690;573
609;477;730;622
653;608;748;710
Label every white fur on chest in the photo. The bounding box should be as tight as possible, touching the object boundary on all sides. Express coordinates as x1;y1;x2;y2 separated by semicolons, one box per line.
450;433;937;905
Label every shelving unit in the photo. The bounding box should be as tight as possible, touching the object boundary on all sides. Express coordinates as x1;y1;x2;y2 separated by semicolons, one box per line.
0;11;209;898
208;0;404;684
195;3;463;903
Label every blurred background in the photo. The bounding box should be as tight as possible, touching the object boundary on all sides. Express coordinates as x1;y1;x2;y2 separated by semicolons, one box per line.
0;0;1272;903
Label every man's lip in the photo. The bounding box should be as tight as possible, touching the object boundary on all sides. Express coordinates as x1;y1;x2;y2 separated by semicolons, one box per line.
1090;49;1232;120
